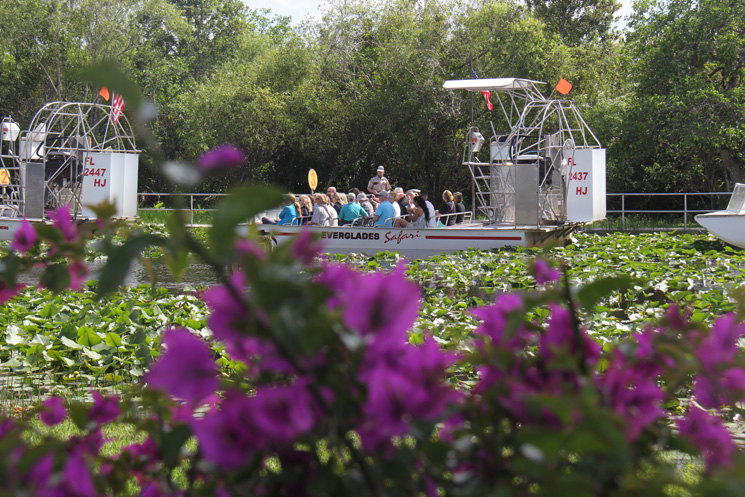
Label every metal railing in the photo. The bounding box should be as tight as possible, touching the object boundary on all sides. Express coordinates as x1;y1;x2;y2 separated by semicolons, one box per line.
137;191;733;231
599;192;732;231
138;192;232;226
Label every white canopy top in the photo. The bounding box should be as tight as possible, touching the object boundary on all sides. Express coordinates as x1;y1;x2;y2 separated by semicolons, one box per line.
442;78;544;92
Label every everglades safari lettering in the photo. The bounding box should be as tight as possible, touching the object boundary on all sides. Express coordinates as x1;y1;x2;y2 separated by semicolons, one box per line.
321;231;380;240
384;231;422;245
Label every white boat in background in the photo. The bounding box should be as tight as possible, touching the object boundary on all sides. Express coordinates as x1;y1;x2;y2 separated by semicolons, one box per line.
0;101;140;240
695;183;745;249
263;77;607;258
265;221;580;259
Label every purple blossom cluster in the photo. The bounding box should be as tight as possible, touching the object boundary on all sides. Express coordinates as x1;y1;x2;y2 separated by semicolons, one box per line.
3;213;745;495
5;205;93;301
3;392;120;496
197;144;246;173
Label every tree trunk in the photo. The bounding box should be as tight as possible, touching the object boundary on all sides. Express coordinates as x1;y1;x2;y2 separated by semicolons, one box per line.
720;148;745;190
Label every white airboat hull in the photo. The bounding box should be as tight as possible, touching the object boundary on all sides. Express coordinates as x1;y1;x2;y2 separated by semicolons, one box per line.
695;212;745;249
695;183;745;250
0;218;23;241
261;223;573;259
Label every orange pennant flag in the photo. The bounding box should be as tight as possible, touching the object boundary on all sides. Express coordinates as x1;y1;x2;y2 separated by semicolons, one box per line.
556;78;573;95
99;87;110;102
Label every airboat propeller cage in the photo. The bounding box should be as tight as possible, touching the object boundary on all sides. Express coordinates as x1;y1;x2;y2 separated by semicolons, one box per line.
443;77;606;226
0;101;139;221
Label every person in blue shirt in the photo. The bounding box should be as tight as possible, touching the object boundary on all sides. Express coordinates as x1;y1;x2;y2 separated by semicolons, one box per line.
339;193;367;225
373;191;396;227
262;194;300;225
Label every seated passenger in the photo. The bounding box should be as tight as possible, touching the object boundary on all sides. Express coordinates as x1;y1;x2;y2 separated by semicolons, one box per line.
262;194;300;225
357;193;375;216
310;194;338;226
339;193;367;225
299;194;313;225
437;190;455;226
394;196;429;228
421;191;437;228
372;191;396;227
453;191;466;224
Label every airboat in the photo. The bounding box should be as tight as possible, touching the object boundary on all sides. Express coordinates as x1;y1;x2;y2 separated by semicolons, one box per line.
262;77;607;259
0;101;140;240
695;183;745;249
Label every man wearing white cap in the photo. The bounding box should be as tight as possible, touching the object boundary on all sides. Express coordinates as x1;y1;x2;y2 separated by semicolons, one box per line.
367;165;391;195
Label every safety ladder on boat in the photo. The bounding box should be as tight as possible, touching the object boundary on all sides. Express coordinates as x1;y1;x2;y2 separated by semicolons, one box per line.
444;77;606;228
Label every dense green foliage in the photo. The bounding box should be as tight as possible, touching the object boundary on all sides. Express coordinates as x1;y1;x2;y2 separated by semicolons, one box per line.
0;0;743;198
2;231;743;406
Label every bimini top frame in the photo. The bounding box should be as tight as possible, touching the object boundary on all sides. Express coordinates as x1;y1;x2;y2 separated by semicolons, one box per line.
0;101;139;220
443;77;606;226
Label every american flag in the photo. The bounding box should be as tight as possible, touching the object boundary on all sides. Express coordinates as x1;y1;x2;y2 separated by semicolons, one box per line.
111;93;125;122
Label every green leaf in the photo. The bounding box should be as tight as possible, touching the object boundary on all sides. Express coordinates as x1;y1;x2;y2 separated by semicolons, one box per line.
46;349;75;367
39;302;58;318
77;62;143;108
161;424;192;468
61;336;84;350
5;325;26;345
83;348;103;361
77;327;102;347
97;233;164;296
104;332;122;348
84;201;118;222
68;403;90;430
209;186;283;259
577;276;636;311
40;263;72;293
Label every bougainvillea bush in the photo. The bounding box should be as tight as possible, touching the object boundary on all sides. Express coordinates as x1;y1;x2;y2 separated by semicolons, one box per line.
2;66;745;494
2;186;745;496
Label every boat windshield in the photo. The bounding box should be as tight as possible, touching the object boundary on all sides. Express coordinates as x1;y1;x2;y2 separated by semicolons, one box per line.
726;183;745;213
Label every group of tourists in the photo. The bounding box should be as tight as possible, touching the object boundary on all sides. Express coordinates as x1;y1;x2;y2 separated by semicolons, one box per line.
261;165;467;228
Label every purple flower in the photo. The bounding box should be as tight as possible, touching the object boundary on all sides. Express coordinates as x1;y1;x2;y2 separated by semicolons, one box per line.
40;396;66;426
677;406;736;471
202;272;293;374
292;230;324;266
0;280;25;305
63;450;98;497
141;482;179;497
24;453;54;487
198;144;245;172
471;293;526;348
47;204;79;243
664;305;688;330
249;380;319;444
191;391;257;469
11;218;36;253
540;304;600;365
145;328;218;404
693;367;745;409
122;437;159;462
696;314;745;371
595;357;666;440
235;238;266;261
532;259;561;285
320;263;420;343
0;418;15;438
88;391;120;424
358;337;460;450
68;260;89;291
67;429;105;457
192;383;322;469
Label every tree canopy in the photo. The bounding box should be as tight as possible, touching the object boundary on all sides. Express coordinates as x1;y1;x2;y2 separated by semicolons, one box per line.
0;0;743;197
